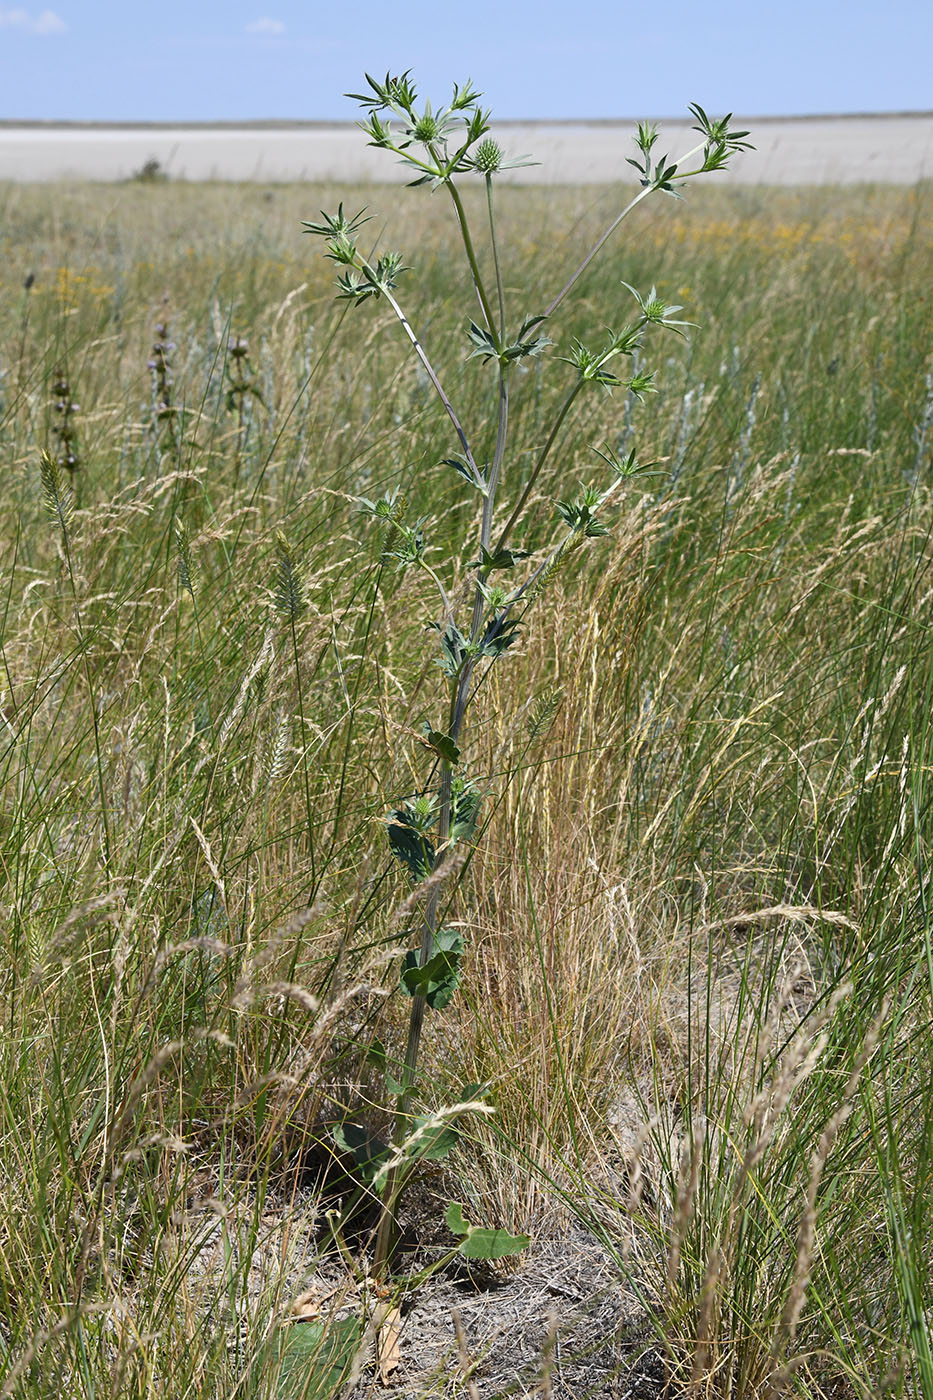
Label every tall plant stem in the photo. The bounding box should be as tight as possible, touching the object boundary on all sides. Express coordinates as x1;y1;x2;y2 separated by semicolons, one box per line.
494;379;585;555
374;408;507;1285
445;178;498;340
486;174;507;341
376;281;483;485
374;188;509;1270
373;737;454;1277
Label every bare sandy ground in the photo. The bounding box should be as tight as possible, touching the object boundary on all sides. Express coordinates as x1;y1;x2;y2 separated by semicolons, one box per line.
1;114;931;185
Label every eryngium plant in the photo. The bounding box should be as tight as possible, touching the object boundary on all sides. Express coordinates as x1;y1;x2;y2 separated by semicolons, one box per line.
304;74;752;1275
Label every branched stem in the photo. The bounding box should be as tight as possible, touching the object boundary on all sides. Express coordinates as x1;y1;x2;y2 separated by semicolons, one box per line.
495;379;584;554
373;276;484;486
545;138;709;319
374;182;507;1274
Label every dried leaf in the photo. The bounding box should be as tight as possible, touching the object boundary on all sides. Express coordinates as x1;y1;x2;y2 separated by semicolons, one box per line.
374;1301;402;1384
289;1284;337;1322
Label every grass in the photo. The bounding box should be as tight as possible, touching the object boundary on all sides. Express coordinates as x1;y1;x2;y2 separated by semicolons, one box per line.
0;173;931;1397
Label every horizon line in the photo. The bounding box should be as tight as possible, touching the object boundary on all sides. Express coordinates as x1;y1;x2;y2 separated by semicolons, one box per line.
2;111;932;130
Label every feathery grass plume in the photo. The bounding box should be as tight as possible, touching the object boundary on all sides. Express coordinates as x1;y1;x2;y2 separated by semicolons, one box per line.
263;710;291;794
273;529;306;623
526;688;563;740
39;447;74;534
174;518;196;598
523;533;584;604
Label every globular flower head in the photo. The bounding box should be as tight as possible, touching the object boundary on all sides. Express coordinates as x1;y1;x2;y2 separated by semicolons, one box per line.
473;138;504;174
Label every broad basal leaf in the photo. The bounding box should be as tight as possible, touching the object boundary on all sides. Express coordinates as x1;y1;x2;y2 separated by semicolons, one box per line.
270;1317;363;1400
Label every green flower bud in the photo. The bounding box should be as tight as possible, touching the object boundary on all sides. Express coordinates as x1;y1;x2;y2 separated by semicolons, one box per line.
473;138;503;174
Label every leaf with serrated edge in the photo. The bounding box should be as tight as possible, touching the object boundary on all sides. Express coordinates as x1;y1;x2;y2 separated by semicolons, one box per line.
424;727;460;764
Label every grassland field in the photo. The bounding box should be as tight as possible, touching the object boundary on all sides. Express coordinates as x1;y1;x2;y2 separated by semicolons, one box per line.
0;174;932;1398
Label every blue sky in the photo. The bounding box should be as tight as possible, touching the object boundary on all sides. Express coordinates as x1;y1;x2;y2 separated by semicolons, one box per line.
0;0;929;121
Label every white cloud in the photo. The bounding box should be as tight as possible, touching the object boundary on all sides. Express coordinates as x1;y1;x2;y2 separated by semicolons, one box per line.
34;8;66;32
0;6;67;31
245;16;285;35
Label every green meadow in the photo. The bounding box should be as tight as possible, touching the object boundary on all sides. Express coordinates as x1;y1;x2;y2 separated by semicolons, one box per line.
1;170;932;1397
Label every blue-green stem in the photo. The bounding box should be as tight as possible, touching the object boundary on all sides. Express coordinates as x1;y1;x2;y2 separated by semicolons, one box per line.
494;378;585;556
369;273;484;488
486;173;507;342
444;177;499;341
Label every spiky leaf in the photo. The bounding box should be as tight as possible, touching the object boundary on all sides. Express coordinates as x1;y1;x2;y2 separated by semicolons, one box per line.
386;805;436;881
477;614;522;661
429;620;469;677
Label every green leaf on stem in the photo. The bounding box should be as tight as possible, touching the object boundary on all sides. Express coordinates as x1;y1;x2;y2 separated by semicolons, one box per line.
466;320;499;363
332;1121;391;1182
688;103;754;172
346;71;419;115
556;485;611;537
442;456;487;493
449;778;482;843
444;1202;531;1260
472;545;530;572
401;927;464;1008
477;614;522;661
501;314;552;363
422;725;461;765
429;620;470;677
559;338;624;387
592;444;664;481
386;803;436;881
